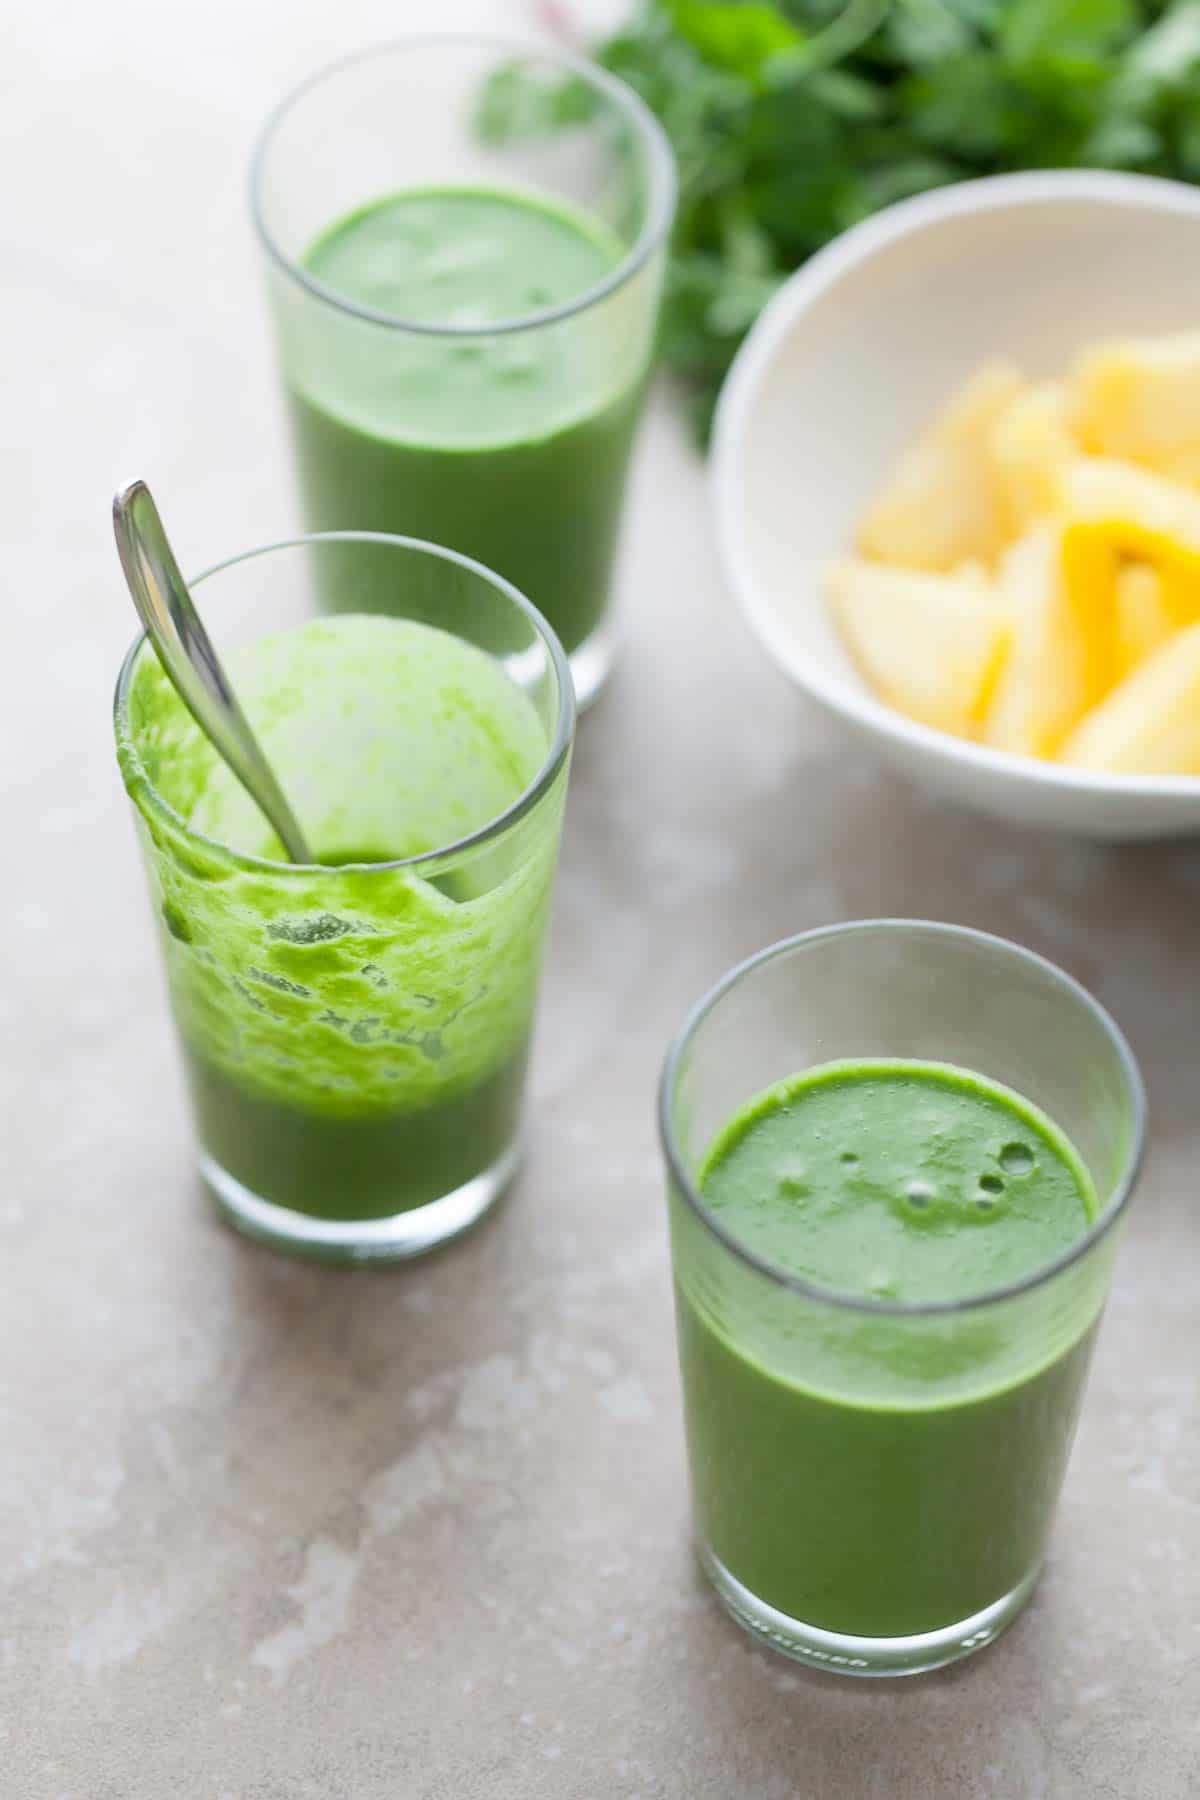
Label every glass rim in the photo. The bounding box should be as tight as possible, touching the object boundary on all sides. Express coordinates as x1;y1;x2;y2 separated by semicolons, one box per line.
112;528;576;878
249;33;678;338
657;919;1147;1319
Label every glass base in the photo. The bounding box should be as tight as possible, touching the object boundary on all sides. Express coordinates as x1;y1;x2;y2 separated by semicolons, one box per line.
568;616;616;712
700;1546;1040;1677
200;1139;519;1264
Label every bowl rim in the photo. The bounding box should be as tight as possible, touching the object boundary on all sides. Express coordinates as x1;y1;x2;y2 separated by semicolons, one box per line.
711;168;1200;802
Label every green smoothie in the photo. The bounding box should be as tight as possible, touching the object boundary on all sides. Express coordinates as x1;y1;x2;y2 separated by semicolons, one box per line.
675;1060;1102;1641
117;613;566;1224
282;187;648;657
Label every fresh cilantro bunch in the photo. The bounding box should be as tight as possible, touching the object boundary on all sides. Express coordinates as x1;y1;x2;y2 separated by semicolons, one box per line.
483;0;1200;438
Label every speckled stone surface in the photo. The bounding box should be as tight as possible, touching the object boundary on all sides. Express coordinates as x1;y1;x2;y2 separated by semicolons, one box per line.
6;3;1199;1796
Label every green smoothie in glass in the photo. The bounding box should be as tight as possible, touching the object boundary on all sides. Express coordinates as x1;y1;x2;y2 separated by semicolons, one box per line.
115;534;574;1261
660;923;1143;1675
287;189;644;660
253;38;675;708
680;1061;1098;1642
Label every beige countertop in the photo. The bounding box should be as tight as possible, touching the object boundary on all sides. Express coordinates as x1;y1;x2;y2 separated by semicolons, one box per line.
6;2;1199;1794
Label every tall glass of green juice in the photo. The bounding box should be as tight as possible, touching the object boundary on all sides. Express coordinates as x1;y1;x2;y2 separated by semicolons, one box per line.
659;922;1145;1676
251;38;676;710
114;533;574;1262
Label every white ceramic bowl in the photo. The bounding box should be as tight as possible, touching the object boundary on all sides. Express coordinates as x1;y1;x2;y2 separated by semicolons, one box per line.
712;171;1200;840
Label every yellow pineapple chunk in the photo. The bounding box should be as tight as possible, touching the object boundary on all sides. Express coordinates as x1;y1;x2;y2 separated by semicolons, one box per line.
1114;564;1173;678
1060;622;1200;774
1062;458;1200;627
827;557;1011;737
984;525;1116;758
1071;331;1200;470
990;381;1076;533
856;362;1024;571
1064;456;1200;561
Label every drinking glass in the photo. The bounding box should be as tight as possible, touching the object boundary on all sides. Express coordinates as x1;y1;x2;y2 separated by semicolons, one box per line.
115;532;574;1261
252;36;676;708
659;921;1145;1675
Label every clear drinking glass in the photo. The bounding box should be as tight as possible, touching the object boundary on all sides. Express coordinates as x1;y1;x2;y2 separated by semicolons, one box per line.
114;533;574;1262
251;36;676;708
659;921;1145;1676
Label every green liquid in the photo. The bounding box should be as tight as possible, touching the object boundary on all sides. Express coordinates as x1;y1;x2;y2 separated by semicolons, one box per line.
185;1047;528;1223
676;1061;1102;1638
700;1060;1094;1303
120;614;565;1221
285;187;647;655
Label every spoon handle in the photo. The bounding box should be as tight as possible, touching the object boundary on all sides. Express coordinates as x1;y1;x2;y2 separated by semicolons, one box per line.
113;482;313;864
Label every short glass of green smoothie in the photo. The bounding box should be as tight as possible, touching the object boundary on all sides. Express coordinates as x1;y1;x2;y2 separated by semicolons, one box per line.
659;921;1145;1677
251;37;676;710
114;532;574;1262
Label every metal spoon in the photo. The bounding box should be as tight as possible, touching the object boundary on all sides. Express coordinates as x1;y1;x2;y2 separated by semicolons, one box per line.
113;480;313;864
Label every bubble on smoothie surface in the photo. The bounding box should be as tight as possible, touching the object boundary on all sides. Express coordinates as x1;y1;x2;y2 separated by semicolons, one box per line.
904;1179;936;1208
999;1141;1035;1174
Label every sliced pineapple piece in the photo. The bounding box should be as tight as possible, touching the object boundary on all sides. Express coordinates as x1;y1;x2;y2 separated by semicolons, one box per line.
1059;622;1200;774
1064;457;1200;563
1062;458;1200;627
856;361;1024;572
984;525;1117;759
1114;563;1173;678
989;380;1076;533
827;557;1011;738
1070;332;1200;471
